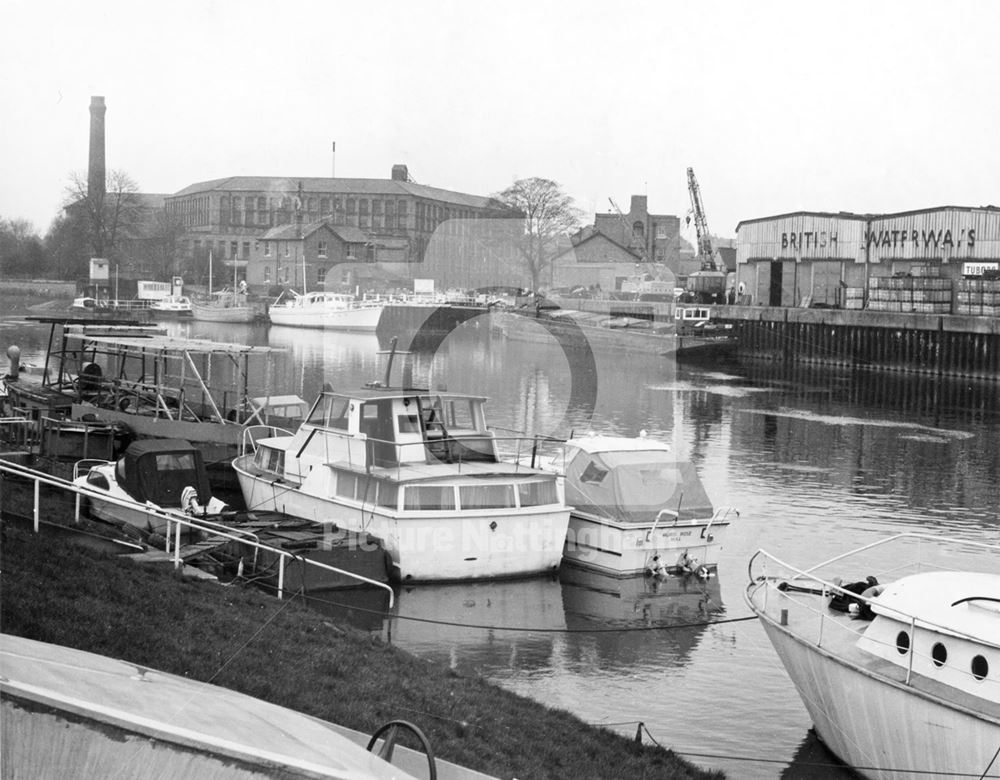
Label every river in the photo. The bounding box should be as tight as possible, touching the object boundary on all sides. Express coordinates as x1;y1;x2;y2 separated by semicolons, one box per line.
4;306;1000;778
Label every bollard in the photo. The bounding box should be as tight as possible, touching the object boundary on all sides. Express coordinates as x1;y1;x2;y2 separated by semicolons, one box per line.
635;722;643;744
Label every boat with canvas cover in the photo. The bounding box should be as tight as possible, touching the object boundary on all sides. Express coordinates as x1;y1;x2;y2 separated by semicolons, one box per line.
551;432;738;576
233;381;571;582
745;532;1000;780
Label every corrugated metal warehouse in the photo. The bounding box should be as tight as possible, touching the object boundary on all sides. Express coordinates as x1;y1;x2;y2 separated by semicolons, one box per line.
735;206;1000;310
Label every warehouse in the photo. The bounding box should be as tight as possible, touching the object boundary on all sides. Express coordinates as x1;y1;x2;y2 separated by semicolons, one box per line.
735;206;1000;312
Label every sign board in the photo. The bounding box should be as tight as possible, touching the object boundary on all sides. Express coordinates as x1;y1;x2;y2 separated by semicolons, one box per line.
413;278;435;294
962;262;1000;276
89;258;110;283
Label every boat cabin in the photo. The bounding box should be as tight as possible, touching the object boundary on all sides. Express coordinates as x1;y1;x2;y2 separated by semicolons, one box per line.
85;439;212;508
298;388;498;469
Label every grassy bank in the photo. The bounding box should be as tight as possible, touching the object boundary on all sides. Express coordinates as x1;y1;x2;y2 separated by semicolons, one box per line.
0;525;723;779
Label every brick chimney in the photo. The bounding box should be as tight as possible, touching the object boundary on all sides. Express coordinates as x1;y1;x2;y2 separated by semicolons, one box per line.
391;164;409;182
88;96;106;204
629;195;647;217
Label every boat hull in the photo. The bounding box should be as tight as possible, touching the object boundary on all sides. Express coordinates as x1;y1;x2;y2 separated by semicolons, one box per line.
234;460;569;581
562;511;728;575
267;304;382;331
191;304;256;323
756;615;1000;780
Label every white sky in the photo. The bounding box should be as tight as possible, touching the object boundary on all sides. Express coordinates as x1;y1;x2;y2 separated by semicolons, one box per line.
2;0;999;242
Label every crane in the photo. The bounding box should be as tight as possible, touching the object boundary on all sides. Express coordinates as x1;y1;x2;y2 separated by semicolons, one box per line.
684;167;727;303
686;167;716;271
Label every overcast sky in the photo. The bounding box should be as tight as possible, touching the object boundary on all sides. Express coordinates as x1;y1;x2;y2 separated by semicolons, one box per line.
3;0;999;243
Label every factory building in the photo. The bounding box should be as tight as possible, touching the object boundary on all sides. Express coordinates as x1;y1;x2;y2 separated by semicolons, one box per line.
165;166;520;292
735;206;1000;310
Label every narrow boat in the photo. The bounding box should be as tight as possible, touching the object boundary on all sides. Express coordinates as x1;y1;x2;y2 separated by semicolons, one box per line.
233;384;571;582
745;533;1000;780
491;306;735;357
1;633;474;780
268;291;384;331
552;433;738;576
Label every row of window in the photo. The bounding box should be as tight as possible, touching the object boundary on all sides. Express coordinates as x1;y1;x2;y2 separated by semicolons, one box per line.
895;630;991;681
333;471;559;511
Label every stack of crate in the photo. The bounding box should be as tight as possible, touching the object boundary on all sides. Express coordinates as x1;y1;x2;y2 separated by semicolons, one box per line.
909;265;952;314
955;278;1000;316
844;287;865;309
867;268;952;313
867;275;913;312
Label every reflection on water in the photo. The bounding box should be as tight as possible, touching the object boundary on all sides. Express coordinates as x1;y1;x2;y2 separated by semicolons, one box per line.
5;312;1000;776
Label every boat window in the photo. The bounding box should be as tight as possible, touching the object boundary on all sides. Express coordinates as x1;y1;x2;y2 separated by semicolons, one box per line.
931;642;948;667
397;414;421;434
972;655;989;681
896;631;910;655
460;484;515;509
376;481;398;509
403;485;456;511
579;460;609;484
518;479;558;507
86;471;110;491
254;446;283;473
155;452;196;472
446;399;476;430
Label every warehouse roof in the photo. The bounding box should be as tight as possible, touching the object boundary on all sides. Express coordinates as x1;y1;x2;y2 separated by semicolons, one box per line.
736;205;1000;231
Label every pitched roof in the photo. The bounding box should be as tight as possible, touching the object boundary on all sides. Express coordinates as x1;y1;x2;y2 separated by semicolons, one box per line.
168;176;503;210
553;230;642;262
261;221;369;243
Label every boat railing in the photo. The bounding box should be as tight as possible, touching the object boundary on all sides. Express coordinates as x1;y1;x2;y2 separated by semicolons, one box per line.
0;458;394;607
240;424;296;455
746;534;1000;667
0;412;40;450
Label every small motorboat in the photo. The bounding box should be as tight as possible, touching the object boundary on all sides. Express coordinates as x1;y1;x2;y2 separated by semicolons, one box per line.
551;432;738;576
73;439;227;536
745;532;1000;780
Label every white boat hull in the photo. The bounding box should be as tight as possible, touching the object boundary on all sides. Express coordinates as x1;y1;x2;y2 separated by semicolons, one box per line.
758;616;1000;780
235;462;569;581
562;511;729;575
268;303;383;331
191;304;256;323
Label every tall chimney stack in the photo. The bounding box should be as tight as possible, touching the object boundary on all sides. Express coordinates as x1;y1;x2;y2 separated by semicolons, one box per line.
88;96;106;204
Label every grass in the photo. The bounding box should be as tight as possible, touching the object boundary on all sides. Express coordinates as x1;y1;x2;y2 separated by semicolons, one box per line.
0;523;724;779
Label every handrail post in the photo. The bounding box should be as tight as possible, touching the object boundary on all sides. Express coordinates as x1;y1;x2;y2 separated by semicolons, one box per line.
33;477;40;533
277;556;286;599
173;518;182;567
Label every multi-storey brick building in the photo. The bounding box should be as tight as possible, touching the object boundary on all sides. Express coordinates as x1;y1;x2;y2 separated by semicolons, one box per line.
164;165;520;292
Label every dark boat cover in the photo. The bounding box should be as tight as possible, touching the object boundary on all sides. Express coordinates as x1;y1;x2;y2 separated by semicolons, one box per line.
114;439;211;508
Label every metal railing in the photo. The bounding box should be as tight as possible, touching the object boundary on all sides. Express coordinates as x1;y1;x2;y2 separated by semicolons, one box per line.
0;458;394;606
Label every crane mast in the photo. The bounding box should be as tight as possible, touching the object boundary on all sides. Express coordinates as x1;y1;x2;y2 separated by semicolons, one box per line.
687;167;715;270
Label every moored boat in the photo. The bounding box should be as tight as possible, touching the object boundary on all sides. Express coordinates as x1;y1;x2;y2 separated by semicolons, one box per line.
551;432;738;576
745;533;1000;780
233;384;571;582
268;290;384;330
191;289;257;323
148;295;193;317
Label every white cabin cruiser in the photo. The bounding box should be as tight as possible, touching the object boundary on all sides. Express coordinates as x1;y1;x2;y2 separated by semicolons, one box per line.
233;386;571;581
553;433;738;576
268;291;383;331
746;533;1000;780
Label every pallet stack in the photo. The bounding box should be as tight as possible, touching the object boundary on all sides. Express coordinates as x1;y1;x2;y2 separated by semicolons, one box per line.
867;267;951;313
954;278;1000;316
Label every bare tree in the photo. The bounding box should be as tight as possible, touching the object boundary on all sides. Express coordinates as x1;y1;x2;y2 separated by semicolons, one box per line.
64;169;142;260
491;177;583;291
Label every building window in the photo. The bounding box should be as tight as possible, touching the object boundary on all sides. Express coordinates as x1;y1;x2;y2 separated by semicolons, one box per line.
264;266;271;283
320;197;330;215
318;240;328;258
284;242;290;258
656;224;668;239
242;241;250;259
317;267;327;285
264;243;271;257
231;197;242;224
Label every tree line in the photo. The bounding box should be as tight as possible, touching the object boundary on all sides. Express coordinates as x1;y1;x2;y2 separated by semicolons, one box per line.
2;173;584;291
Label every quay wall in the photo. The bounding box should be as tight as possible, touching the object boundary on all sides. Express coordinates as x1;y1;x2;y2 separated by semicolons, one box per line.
714;305;1000;378
0;280;77;298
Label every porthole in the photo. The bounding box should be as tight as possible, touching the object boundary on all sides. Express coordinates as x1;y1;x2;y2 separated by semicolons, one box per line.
932;642;948;667
972;655;989;681
896;631;910;654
